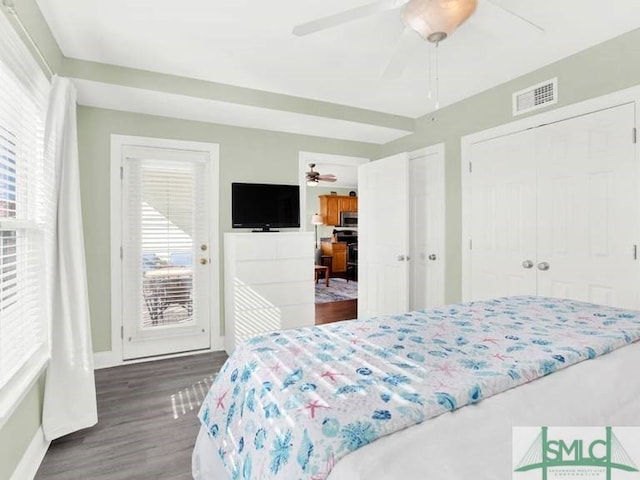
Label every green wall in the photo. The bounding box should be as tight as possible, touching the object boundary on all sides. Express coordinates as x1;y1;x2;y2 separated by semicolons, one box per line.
4;0;640;476
0;378;44;480
377;27;640;303
77;106;378;353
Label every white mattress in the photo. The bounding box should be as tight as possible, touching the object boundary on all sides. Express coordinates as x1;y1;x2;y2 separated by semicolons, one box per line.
192;340;640;479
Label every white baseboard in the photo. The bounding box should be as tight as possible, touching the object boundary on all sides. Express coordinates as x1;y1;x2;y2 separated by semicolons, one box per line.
11;426;50;480
93;339;226;371
93;350;119;370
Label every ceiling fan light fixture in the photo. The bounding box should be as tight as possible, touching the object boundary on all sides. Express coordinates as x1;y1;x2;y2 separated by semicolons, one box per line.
401;0;477;42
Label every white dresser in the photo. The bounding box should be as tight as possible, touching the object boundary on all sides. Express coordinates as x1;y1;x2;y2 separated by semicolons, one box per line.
224;232;315;354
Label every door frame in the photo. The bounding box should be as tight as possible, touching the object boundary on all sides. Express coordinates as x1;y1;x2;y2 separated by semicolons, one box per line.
105;135;221;368
461;86;640;301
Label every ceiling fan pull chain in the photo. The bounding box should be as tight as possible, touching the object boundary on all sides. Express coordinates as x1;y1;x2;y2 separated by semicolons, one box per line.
434;41;440;110
427;42;432;101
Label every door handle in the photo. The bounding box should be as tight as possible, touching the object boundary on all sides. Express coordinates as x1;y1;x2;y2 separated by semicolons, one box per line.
522;260;534;269
200;258;208;265
537;261;550;271
428;254;437;261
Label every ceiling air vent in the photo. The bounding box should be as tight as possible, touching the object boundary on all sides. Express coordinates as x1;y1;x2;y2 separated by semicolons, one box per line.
512;78;558;116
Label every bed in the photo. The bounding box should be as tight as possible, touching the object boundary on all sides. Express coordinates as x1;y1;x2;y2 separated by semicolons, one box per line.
192;296;640;479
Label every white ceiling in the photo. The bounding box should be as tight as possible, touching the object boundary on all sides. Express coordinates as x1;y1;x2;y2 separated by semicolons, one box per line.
36;0;640;139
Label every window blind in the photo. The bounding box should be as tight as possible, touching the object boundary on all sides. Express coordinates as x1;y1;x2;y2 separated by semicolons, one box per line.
0;11;51;417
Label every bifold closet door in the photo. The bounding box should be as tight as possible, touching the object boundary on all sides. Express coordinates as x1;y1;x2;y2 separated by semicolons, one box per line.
469;102;639;309
469;129;538;300
535;103;639;309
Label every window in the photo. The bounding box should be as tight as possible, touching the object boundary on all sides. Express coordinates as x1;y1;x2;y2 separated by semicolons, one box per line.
0;12;51;423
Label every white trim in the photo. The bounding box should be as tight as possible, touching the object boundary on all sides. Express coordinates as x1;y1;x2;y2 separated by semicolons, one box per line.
461;85;640;301
465;84;640;146
0;351;48;430
110;135;124;365
10;426;50;480
92;350;119;370
408;144;444;160
110;134;221;363
93;343;225;370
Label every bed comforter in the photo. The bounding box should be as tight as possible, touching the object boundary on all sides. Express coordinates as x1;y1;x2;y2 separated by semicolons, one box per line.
197;296;640;480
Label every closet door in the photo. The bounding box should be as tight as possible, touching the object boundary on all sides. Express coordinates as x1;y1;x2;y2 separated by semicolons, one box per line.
535;103;639;309
469;130;537;300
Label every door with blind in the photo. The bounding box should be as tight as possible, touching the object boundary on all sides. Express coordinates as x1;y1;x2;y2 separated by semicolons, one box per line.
121;145;213;360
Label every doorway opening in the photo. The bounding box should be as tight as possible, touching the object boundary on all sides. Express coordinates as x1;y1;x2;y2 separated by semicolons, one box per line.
298;152;368;324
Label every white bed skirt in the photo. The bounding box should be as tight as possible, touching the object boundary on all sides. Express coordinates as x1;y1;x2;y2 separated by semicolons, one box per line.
192;340;640;479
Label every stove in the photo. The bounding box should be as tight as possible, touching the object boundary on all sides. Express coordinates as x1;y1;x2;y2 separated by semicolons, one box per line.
335;229;358;245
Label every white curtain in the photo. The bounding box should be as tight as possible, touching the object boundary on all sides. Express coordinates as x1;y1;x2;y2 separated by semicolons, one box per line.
42;76;98;441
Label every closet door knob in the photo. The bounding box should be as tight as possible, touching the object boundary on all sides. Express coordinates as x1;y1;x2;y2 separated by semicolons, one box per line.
428;254;437;261
522;260;534;269
537;261;550;271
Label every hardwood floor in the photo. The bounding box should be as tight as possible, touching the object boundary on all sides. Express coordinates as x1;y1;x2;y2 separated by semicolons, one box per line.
34;302;353;478
35;351;227;480
315;299;357;325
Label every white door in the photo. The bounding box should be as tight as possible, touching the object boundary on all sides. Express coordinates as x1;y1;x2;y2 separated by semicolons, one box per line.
121;145;213;359
535;103;639;309
469;129;538;300
468;103;638;308
409;149;445;309
358;153;410;317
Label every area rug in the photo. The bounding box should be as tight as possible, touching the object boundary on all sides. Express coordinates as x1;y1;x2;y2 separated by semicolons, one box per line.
315;278;358;303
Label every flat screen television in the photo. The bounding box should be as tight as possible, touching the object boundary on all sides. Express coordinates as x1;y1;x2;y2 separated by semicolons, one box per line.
231;182;300;231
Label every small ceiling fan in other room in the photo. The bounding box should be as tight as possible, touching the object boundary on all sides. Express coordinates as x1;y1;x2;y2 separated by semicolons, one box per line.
306;163;337;185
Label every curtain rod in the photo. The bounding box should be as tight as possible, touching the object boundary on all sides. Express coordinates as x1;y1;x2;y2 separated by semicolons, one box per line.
2;0;54;77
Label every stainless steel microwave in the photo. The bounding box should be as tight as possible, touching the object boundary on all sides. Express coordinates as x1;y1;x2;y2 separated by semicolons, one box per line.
340;211;358;227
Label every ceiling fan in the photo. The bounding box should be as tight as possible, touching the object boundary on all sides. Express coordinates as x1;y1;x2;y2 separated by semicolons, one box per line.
293;0;543;78
306;163;337;185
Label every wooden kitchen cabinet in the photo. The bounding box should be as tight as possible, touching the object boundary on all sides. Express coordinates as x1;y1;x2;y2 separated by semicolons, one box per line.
321;241;347;273
319;195;358;226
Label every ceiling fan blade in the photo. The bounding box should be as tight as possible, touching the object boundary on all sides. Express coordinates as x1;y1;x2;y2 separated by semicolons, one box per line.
484;0;544;32
292;0;408;36
318;174;337;181
382;26;420;79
